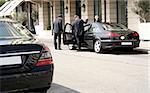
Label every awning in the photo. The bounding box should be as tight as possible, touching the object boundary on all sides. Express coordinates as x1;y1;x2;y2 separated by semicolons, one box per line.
0;1;10;12
0;0;24;16
25;0;50;3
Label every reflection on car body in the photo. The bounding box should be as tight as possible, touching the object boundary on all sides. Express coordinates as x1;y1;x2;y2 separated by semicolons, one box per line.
0;19;54;92
63;22;140;53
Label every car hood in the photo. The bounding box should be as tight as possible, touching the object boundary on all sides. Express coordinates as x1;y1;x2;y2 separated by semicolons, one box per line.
0;37;41;46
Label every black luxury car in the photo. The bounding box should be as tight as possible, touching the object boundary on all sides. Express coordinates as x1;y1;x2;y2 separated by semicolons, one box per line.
0;19;54;92
63;22;140;53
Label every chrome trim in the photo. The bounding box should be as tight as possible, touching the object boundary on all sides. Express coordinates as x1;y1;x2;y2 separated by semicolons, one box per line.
0;51;41;57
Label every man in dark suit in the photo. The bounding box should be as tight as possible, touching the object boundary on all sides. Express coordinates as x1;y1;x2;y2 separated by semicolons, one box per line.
52;14;63;50
72;15;85;50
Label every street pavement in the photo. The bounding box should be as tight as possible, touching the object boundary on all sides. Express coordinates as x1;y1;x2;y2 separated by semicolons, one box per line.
36;31;150;93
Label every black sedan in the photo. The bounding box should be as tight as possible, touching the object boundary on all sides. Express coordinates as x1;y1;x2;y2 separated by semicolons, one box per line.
0;19;54;92
63;22;140;53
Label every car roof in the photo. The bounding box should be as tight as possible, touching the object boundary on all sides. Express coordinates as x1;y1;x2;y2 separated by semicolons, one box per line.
93;22;124;26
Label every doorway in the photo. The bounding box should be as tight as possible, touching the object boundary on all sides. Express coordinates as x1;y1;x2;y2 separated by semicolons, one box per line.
116;0;128;26
76;0;81;18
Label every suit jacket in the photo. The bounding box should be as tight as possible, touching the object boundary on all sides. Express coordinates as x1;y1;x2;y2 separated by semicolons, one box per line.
53;17;63;34
72;19;84;36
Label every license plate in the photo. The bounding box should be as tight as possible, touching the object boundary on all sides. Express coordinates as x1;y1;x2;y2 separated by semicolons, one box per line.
0;56;22;66
121;42;132;45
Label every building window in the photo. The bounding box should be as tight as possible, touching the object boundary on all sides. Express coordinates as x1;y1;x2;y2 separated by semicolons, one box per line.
104;0;106;22
32;3;39;25
94;0;101;18
47;2;51;30
76;0;81;18
60;0;65;25
116;0;127;26
60;0;64;15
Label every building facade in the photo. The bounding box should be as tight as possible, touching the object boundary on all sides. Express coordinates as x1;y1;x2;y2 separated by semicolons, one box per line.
34;0;147;32
1;0;149;33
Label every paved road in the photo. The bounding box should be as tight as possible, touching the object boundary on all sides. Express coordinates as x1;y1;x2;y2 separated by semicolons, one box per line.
39;38;149;93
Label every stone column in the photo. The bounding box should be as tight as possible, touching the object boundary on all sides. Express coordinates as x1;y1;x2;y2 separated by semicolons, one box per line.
53;0;60;21
127;0;140;31
64;0;76;24
38;1;49;30
109;0;117;23
81;0;94;22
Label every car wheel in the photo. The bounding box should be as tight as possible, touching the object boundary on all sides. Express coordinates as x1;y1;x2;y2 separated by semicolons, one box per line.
125;48;133;51
94;40;102;53
68;44;73;50
26;87;49;93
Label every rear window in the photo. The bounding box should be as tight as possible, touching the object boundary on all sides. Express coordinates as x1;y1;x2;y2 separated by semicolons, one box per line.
102;24;127;31
0;21;33;39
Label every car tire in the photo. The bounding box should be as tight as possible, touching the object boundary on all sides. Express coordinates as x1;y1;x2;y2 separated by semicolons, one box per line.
125;48;133;51
26;87;49;93
68;44;77;50
94;40;102;53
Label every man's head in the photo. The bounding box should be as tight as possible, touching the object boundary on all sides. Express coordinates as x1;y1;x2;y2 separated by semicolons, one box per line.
74;15;79;20
95;15;99;21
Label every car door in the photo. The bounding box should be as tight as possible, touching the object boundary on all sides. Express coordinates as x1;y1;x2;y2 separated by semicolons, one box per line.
63;23;74;45
84;24;96;49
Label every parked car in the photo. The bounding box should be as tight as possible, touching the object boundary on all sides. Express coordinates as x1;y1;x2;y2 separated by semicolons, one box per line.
0;19;54;92
63;22;140;53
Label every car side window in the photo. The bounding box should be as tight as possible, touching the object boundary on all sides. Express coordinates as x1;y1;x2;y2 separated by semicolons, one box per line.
101;24;107;30
93;24;100;33
84;24;91;31
88;23;100;33
65;23;73;33
89;27;94;32
88;25;95;32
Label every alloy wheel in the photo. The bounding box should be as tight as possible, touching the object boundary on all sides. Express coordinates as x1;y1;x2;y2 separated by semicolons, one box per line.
94;40;102;53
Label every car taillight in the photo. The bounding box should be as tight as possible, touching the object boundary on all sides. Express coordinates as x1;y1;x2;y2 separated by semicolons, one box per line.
36;59;53;66
132;32;139;37
36;46;53;67
107;32;120;37
43;46;50;51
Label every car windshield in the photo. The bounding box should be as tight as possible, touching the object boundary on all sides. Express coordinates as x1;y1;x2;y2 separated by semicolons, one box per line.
102;24;128;31
0;21;32;39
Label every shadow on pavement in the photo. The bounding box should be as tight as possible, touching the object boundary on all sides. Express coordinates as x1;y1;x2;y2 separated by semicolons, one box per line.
17;83;80;93
102;48;149;55
70;48;149;55
47;83;80;93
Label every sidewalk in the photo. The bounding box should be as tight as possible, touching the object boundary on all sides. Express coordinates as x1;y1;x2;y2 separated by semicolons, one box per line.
36;30;150;51
36;30;53;39
139;40;150;51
